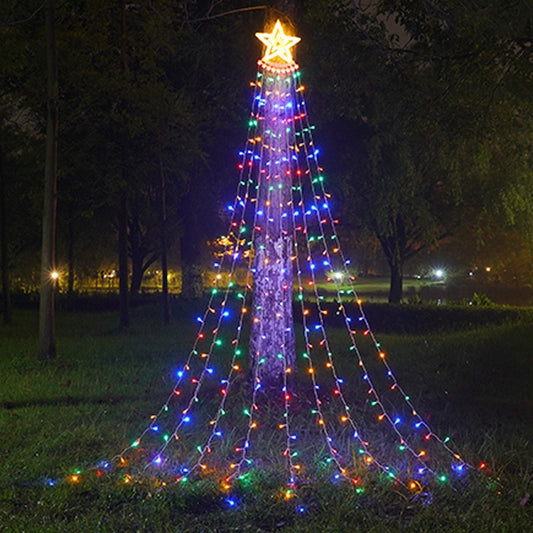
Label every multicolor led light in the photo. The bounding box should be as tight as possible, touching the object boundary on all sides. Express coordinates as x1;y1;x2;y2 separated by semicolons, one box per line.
63;20;486;507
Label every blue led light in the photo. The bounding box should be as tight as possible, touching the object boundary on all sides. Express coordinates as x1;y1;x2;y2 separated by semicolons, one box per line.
453;463;465;474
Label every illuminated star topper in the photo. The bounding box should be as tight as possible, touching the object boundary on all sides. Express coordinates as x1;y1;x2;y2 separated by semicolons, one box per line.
255;20;301;66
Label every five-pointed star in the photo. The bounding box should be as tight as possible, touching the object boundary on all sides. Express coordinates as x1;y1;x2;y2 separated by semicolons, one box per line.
255;20;301;65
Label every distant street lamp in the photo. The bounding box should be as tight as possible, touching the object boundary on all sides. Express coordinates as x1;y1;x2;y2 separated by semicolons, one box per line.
434;269;445;280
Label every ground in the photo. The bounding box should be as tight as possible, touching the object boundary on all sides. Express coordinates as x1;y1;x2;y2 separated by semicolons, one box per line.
0;303;531;531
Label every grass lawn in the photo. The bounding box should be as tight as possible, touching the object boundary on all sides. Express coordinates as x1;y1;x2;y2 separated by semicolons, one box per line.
0;302;532;532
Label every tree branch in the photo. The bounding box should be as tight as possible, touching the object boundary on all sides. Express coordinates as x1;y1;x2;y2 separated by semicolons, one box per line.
0;1;46;26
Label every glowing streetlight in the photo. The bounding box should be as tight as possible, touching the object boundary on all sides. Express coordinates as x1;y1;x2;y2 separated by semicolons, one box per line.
434;269;445;279
255;20;301;66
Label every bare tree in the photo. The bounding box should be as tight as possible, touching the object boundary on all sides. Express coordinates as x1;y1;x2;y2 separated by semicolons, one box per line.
38;0;58;360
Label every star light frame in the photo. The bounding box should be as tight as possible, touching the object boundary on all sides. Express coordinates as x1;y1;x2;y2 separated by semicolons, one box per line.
56;20;489;512
255;19;301;66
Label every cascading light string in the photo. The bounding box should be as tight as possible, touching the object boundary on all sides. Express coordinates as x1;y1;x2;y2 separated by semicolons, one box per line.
292;78;473;479
228;74;282;482
289;90;434;481
105;76;267;481
290;130;436;487
190;204;259;480
191;94;273;483
285;74;376;484
143;76;274;482
60;21;485;507
229;73;298;488
276;75;299;496
289;118;410;490
291;97;446;482
291;184;377;489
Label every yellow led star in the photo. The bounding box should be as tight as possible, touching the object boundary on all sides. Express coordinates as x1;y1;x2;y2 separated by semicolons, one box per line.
255;20;301;66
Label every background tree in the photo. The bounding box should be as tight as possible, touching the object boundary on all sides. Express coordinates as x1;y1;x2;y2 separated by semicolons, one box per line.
303;0;532;302
38;0;59;359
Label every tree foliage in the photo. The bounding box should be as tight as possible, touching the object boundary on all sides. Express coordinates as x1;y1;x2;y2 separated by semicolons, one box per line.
303;0;533;301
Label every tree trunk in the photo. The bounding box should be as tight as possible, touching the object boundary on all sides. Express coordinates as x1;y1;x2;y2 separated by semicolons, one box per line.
388;259;403;304
250;237;295;383
38;0;58;360
0;148;12;324
180;243;203;298
180;192;203;299
67;217;75;296
129;206;143;297
118;0;129;328
118;187;129;328
159;154;170;323
249;70;295;384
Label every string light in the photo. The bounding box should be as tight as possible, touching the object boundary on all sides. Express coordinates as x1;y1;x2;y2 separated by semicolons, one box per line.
67;20;483;506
